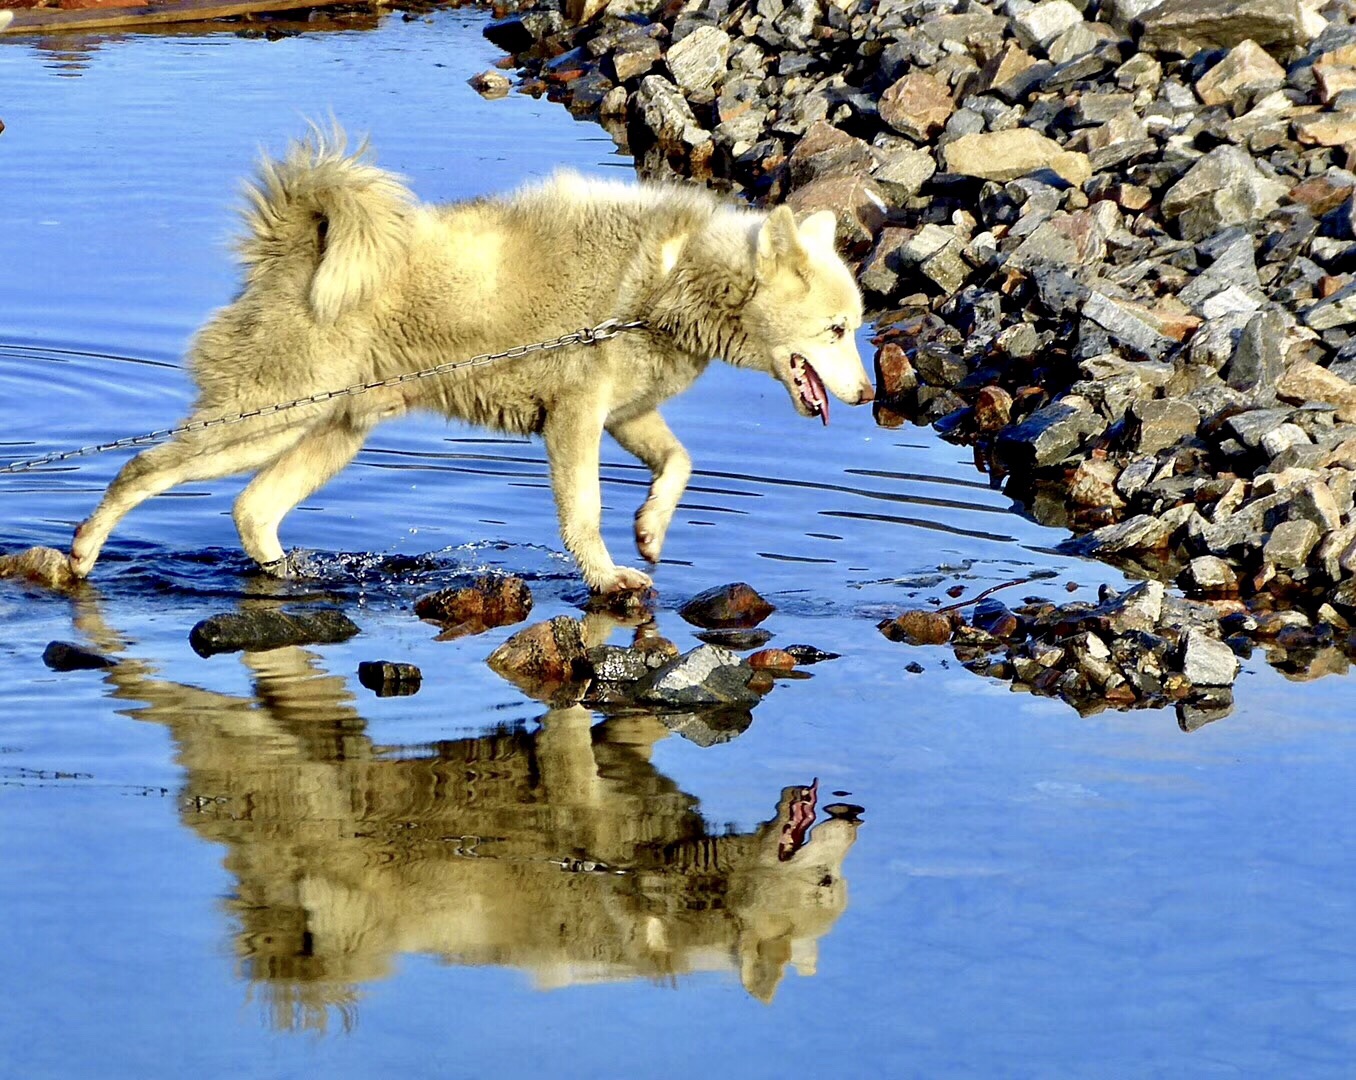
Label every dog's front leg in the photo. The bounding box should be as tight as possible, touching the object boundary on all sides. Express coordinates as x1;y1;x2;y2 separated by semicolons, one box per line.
607;410;691;564
544;405;653;594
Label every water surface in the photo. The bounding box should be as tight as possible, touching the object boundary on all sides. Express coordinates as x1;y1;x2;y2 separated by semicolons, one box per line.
2;11;1355;1078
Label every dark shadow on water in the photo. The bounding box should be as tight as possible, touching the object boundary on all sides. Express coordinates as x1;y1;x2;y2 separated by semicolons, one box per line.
69;595;863;1032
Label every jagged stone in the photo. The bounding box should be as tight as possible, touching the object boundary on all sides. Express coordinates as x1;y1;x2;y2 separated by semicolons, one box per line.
879;71;954;141
1136;0;1308;57
1178;629;1240;686
1160;146;1289;242
1264;518;1321;568
1194;38;1286;104
997;402;1107;466
666;25;730;104
943;129;1091;187
634;645;761;707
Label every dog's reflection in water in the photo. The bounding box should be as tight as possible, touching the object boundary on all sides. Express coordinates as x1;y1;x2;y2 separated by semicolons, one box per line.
77;601;861;1030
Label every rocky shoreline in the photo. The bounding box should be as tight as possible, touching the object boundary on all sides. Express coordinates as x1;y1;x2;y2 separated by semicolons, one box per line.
472;0;1356;708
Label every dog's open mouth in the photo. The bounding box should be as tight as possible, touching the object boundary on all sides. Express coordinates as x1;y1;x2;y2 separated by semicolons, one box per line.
778;777;819;862
790;354;829;426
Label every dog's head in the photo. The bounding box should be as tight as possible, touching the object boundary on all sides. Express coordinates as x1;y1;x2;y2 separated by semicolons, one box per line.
737;207;874;424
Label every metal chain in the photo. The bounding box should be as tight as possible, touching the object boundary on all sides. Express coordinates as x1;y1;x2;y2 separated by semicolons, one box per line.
0;319;647;476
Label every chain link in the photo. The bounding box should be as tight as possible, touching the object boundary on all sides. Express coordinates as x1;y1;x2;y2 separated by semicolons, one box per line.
0;319;646;476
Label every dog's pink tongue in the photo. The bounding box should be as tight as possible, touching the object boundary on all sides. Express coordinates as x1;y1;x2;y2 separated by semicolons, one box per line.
806;364;830;426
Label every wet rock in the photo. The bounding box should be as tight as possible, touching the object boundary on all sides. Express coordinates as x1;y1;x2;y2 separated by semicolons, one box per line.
997;401;1107;467
634;645;761;708
357;661;422;697
971;599;1025;641
879;71;954;142
468;71;512;99
694;627;773;649
943;129;1092;187
1179;629;1240;687
874;342;917;402
749;647;798;670
0;546;76;591
414;575;533;636
783;644;840;664
42;641;116;672
1075;514;1178;555
680;582;775;628
487;615;589;690
188;608;360;657
585;643;665;683
1136;0;1308;56
878;609;954;646
1070;459;1126;508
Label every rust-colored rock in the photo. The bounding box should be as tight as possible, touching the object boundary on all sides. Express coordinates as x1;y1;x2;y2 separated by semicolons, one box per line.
486;615;589;698
879;72;954;141
874;341;917;402
878;609;954;646
415;575;533;637
679;582;775;629
974;385;1013;432
748;648;797;671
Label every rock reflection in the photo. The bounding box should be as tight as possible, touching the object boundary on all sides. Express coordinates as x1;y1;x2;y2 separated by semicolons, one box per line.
73;600;861;1031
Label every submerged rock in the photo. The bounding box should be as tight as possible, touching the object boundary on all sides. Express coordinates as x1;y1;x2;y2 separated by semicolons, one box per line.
414;575;533;637
357;660;422;697
679;582;775;628
188;608;359;657
42;641;116;672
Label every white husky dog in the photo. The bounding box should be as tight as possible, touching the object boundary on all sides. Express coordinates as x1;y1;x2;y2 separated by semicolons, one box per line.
69;131;874;593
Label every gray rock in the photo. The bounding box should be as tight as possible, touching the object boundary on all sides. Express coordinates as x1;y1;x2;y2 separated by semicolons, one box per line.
1136;0;1307;56
900;224;970;294
635;645;761;708
1099;580;1167;634
1160;146;1289;242
657;707;754;746
1134;398;1201;454
998;401;1108;466
1184;555;1239;592
871;145;937;202
1304;280;1356;331
1077;513;1178;554
189;608;360;657
1226;408;1294;448
1083;291;1177;361
1014;0;1085;49
1263;518;1321;568
636;75;710;149
666;25;730;103
1179;629;1240;687
1224;307;1285;399
1260;423;1312;460
1116;456;1160;500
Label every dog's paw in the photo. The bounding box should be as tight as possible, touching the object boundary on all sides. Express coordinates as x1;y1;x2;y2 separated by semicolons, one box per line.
634;501;671;564
593;565;654;595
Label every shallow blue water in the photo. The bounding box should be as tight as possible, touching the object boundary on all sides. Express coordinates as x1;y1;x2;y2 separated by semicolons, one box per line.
2;10;1355;1078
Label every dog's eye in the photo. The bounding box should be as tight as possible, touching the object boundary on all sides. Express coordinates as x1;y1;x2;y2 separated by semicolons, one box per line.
830;324;846;340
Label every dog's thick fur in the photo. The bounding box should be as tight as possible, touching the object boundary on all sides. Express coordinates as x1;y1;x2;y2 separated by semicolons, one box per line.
70;131;874;592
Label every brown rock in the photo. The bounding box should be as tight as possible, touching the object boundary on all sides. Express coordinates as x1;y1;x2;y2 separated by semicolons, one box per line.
749;648;798;671
880;72;954;142
679;582;776;629
415;575;533;637
787;120;874;189
878;609;954;646
1276;361;1356;421
487;615;589;691
943;129;1091;187
0;546;76;591
1136;0;1307;57
1289;172;1356;215
785;173;886;253
974;385;1013;431
1314;44;1356;105
874;341;918;401
1294;112;1356;148
1194;40;1285;106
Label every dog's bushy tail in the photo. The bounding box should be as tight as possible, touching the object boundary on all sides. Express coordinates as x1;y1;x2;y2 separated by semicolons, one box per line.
237;125;413;324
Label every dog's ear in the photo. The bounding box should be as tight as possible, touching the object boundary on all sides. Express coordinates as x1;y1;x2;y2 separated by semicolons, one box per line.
797;210;838;251
756;205;807;277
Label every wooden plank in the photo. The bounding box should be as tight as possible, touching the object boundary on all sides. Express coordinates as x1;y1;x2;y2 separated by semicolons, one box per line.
0;0;366;34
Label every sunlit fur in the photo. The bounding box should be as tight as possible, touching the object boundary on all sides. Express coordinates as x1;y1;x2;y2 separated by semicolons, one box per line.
70;128;875;592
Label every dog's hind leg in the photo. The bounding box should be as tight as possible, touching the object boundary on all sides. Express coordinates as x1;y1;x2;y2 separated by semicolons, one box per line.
69;424;309;577
231;421;370;567
545;404;653;594
607;410;691;565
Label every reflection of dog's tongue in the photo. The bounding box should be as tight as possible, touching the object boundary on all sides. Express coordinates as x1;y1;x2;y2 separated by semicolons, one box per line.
805;363;830;426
